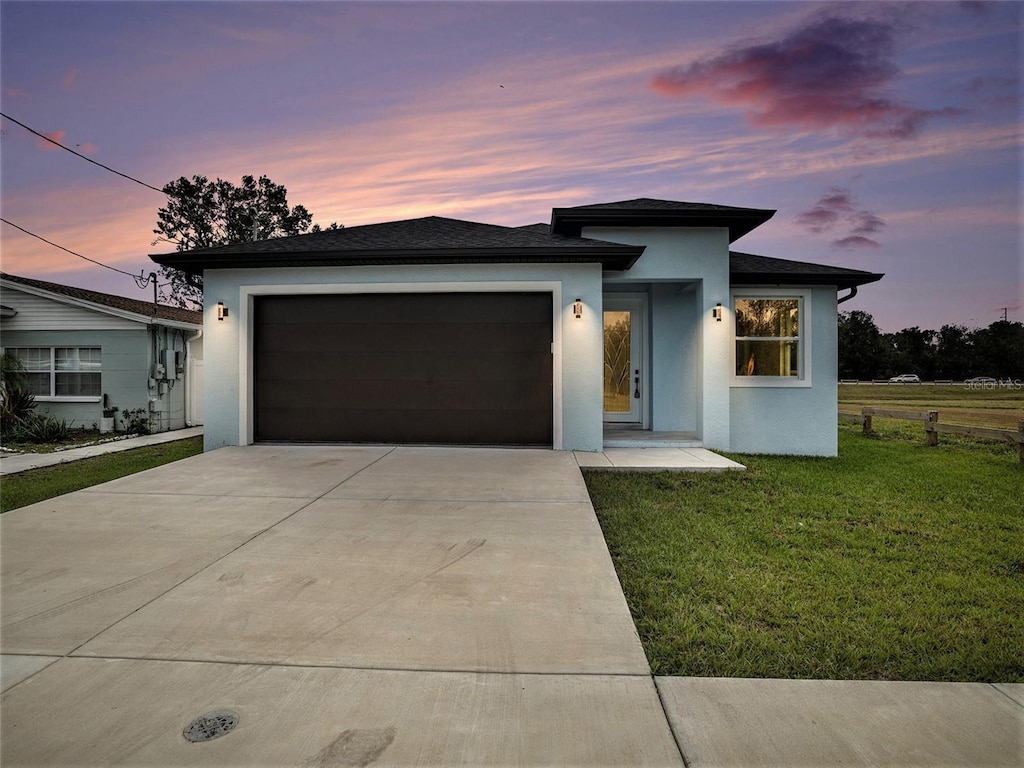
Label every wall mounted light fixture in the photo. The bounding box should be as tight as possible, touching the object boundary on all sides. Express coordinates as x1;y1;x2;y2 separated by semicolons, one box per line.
713;303;723;322
573;299;583;319
217;302;229;321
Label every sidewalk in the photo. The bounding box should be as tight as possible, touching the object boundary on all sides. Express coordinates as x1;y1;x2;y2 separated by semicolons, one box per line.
656;677;1022;767
0;426;203;476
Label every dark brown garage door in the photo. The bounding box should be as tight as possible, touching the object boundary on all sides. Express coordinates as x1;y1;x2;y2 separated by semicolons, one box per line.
254;293;553;445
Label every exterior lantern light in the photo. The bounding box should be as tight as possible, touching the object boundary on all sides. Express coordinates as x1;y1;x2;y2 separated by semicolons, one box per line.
573;299;583;319
217;302;229;321
713;303;723;322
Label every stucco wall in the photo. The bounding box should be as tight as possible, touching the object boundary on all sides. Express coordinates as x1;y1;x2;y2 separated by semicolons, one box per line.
729;286;839;455
202;262;605;452
650;283;699;432
585;226;732;448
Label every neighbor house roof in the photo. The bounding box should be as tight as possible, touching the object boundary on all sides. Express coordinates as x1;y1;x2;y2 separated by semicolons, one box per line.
151;216;647;274
0;272;202;326
729;252;884;290
550;198;776;241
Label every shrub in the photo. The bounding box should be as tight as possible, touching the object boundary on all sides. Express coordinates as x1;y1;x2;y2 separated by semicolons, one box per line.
119;407;151;435
0;352;36;436
10;414;72;443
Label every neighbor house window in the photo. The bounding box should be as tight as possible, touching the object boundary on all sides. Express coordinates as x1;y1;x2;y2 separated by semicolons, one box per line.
733;295;809;385
5;347;101;398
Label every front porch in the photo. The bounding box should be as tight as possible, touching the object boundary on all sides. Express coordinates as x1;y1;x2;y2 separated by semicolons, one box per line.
576;444;744;472
581;424;744;471
603;423;701;448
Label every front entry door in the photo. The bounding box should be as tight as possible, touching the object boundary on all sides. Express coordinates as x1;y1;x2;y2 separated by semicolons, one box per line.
603;295;646;424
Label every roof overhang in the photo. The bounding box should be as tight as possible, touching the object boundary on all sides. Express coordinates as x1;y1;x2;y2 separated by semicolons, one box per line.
729;252;884;291
551;206;776;242
150;244;648;275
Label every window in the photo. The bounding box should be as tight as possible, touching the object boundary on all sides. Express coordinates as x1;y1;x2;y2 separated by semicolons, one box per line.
5;347;101;399
733;294;809;385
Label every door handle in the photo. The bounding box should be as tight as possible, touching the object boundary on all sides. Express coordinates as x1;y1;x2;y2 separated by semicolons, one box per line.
634;369;640;399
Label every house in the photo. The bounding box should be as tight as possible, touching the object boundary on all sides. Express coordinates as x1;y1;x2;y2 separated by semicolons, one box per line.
150;198;882;456
0;272;203;433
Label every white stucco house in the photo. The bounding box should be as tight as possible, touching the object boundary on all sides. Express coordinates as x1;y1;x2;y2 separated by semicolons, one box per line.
0;272;204;433
150;198;882;456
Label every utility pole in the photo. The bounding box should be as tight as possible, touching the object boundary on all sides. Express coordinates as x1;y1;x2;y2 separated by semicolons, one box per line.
1000;307;1008;322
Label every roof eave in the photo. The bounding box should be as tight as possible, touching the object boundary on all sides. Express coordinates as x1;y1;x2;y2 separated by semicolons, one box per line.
550;207;777;242
150;245;648;273
730;271;885;290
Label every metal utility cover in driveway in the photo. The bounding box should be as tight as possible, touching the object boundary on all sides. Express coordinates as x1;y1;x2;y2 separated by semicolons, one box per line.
253;293;554;445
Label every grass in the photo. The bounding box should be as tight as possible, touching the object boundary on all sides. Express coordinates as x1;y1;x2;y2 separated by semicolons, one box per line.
838;383;1023;430
584;425;1024;682
0;436;203;514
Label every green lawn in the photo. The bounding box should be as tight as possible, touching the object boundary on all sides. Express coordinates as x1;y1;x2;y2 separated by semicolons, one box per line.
839;382;1023;430
0;437;203;513
584;425;1024;682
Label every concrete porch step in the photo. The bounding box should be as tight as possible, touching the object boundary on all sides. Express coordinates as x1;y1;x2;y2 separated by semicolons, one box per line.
602;427;702;449
576;448;745;472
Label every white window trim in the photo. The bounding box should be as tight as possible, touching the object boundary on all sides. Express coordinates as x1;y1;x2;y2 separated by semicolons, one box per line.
2;346;104;400
730;289;812;388
36;396;103;403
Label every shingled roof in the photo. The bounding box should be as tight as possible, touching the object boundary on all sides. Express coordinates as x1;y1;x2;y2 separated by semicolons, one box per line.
151;216;646;274
550;198;776;241
0;272;202;325
730;252;883;290
146;203;882;290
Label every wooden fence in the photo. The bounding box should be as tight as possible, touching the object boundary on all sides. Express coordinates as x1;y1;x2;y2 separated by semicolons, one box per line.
840;407;1024;463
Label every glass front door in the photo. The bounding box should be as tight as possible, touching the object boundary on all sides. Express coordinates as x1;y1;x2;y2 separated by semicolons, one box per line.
603;296;645;424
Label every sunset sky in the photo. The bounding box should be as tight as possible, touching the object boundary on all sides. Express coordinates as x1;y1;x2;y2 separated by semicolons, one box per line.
1;0;1020;332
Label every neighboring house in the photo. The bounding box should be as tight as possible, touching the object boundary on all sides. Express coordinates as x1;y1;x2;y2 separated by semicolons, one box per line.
0;272;204;433
151;198;882;456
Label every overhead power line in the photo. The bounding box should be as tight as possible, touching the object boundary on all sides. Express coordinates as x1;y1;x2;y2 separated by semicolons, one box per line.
0;217;160;289
0;112;165;194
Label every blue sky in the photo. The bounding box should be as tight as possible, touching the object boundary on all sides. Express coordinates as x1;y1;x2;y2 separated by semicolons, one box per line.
1;0;1020;331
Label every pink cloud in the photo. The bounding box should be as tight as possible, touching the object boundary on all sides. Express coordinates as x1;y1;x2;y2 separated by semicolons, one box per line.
795;187;855;233
651;15;962;139
833;235;881;249
3;86;26;98
36;129;67;150
850;211;885;236
62;68;78;89
797;187;887;247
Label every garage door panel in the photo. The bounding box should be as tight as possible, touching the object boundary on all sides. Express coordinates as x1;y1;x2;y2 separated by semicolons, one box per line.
254;293;552;445
257;378;551;412
257;293;549;326
256;351;552;383
258;407;551;445
255;322;551;354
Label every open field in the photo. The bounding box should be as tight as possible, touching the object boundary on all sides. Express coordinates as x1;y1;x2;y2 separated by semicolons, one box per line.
585;426;1023;682
839;383;1023;430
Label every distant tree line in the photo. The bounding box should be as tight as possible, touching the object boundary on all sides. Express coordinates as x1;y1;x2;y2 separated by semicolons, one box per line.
838;311;1024;381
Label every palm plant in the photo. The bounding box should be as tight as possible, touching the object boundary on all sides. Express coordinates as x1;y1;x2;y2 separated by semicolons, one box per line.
1;351;37;436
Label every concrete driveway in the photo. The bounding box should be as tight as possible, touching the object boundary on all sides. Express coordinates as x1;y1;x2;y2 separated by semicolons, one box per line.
4;445;1021;767
1;446;683;766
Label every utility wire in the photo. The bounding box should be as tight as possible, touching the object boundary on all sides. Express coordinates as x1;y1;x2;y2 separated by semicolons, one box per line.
0;112;165;194
0;218;162;289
